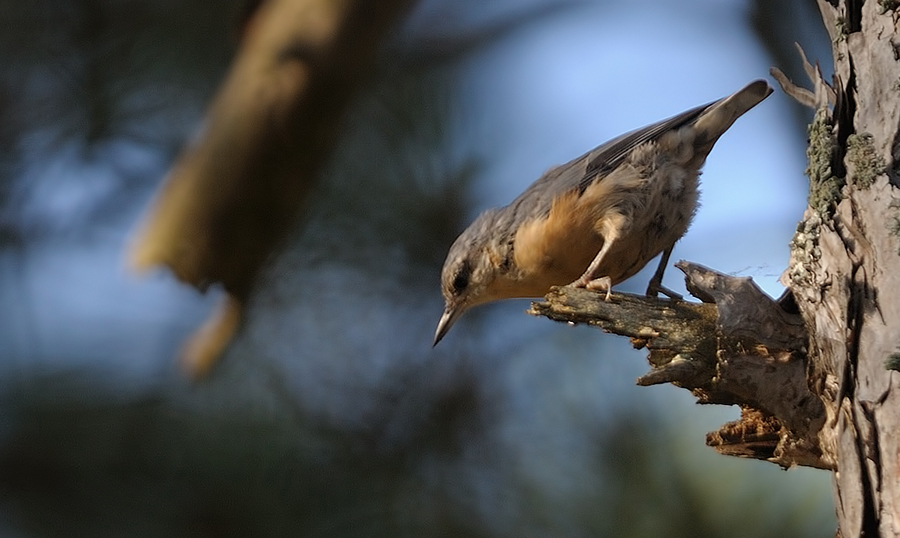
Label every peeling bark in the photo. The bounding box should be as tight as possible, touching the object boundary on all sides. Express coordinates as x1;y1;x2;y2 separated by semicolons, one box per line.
788;1;900;536
530;262;826;470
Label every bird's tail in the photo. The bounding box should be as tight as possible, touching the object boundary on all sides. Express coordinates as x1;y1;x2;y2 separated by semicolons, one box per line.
693;79;773;144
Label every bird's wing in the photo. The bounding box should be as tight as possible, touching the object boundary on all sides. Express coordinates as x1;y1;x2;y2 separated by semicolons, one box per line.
505;101;712;226
577;101;712;191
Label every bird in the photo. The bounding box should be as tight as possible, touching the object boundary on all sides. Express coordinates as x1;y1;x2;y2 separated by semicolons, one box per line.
434;79;772;346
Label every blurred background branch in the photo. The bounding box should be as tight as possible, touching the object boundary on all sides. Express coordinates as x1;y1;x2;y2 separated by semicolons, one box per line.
130;0;417;377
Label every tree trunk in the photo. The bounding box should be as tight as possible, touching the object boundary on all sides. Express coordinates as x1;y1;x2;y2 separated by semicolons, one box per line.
532;1;900;536
791;1;900;536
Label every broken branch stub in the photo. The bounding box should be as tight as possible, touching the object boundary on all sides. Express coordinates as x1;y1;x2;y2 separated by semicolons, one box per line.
528;261;827;469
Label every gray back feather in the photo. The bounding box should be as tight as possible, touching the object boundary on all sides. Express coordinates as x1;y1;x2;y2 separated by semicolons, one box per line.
496;100;715;237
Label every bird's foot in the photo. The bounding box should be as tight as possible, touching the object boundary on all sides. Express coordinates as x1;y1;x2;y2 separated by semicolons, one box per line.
570;275;612;301
645;281;683;301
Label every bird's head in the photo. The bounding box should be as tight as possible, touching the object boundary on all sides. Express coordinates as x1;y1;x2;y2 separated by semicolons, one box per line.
434;209;510;346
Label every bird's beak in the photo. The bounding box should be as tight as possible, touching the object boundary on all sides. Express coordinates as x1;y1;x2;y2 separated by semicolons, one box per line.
433;304;464;347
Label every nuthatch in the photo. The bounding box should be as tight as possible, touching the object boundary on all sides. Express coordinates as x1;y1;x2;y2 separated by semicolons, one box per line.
434;80;772;345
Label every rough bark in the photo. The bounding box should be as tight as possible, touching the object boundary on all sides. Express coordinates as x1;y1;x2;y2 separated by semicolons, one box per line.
788;2;900;536
530;263;826;470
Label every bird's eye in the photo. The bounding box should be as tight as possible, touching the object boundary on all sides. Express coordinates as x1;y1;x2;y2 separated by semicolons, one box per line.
452;269;469;292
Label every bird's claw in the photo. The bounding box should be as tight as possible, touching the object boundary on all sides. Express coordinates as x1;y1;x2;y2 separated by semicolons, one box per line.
646;282;683;301
570;275;612;301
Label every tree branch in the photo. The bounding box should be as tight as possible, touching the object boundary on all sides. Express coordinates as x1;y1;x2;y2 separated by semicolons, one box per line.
529;261;828;470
